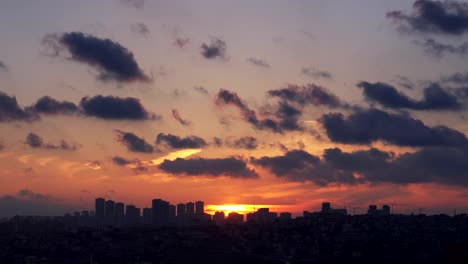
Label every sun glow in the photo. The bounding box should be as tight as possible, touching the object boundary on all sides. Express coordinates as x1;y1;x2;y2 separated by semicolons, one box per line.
205;204;274;215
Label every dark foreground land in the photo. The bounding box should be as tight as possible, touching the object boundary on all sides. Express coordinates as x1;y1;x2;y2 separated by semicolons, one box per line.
1;214;468;264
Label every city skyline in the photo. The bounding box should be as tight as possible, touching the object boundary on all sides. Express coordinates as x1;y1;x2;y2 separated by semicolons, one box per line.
2;0;468;218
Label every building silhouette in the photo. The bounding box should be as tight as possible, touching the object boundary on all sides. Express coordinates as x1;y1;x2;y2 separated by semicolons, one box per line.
105;200;115;225
115;202;124;226
95;198;105;225
186;202;195;215
195;201;204;214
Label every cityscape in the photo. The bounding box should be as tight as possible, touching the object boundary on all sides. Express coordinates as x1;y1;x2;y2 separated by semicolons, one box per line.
1;199;468;263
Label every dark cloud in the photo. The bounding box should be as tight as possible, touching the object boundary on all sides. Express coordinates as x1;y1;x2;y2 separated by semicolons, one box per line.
387;0;468;35
115;130;155;153
120;0;145;9
80;95;156;120
0;91;38;122
232;136;258;150
267;84;346;108
111;156;148;172
174;37;190;49
25;132;78;151
253;150;356;185
43;32;150;82
417;38;468;57
28;96;79;115
246;57;270;68
359;81;462;111
201;38;227;60
395;75;415;89
301;67;333;80
254;146;468;186
159;157;258;178
320;108;468;147
0;190;75;218
215;89;305;133
155;133;207;149
171;109;191;126
131;23;150;37
17;189;48;201
193;86;209;95
0;60;7;70
441;71;468;84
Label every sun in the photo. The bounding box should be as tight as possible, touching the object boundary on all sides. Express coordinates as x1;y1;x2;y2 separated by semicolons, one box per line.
205;204;273;215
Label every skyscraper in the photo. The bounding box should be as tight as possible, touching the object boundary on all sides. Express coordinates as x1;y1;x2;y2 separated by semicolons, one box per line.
152;198;170;226
105;200;115;225
177;203;186;216
115;202;125;226
143;208;152;225
95;198;105;224
195;201;204;214
126;205;140;225
186;202;195;215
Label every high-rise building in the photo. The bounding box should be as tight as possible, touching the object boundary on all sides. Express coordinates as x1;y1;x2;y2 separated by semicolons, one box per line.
105;200;115;225
143;208;152;225
368;205;378;215
169;204;176;223
226;212;243;225
115;202;125;226
126;205;140;225
383;205;391;216
213;211;225;226
195;201;204;214
152;199;170;226
322;202;331;213
95;198;105;224
177;203;186;216
186;202;195;215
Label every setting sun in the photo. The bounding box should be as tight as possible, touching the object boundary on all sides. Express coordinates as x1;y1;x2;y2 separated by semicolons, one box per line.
205;204;274;215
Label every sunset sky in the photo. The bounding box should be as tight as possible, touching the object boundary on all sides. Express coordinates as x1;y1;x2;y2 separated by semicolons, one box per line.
2;0;468;217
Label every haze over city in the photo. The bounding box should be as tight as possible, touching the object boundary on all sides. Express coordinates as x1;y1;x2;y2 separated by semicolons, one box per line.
2;0;468;218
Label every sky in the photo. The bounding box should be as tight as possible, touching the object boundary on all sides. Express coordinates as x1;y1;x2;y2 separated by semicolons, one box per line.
2;0;468;217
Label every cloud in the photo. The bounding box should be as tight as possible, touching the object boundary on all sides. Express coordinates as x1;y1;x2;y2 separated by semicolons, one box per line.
28;96;79;115
417;38;468;57
25;132;78;151
358;81;462;111
131;23;150;37
254;146;468;186
193;86;209;95
268;84;346;108
17;189;48;201
387;0;468;35
253;150;357;185
112;156;148;172
215;89;305;133
120;0;145;9
246;57;270;68
80;95;156;120
231;136;258;150
0;190;75;218
216;136;258;150
0;91;38;122
156;133;207;149
159;157;258;178
301;67;333;80
214;89;285;133
441;71;468;84
394;75;415;89
174;37;190;49
171;109;191;126
0;60;7;70
320;108;468;147
43;32;150;82
115;130;155;153
201;38;227;60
